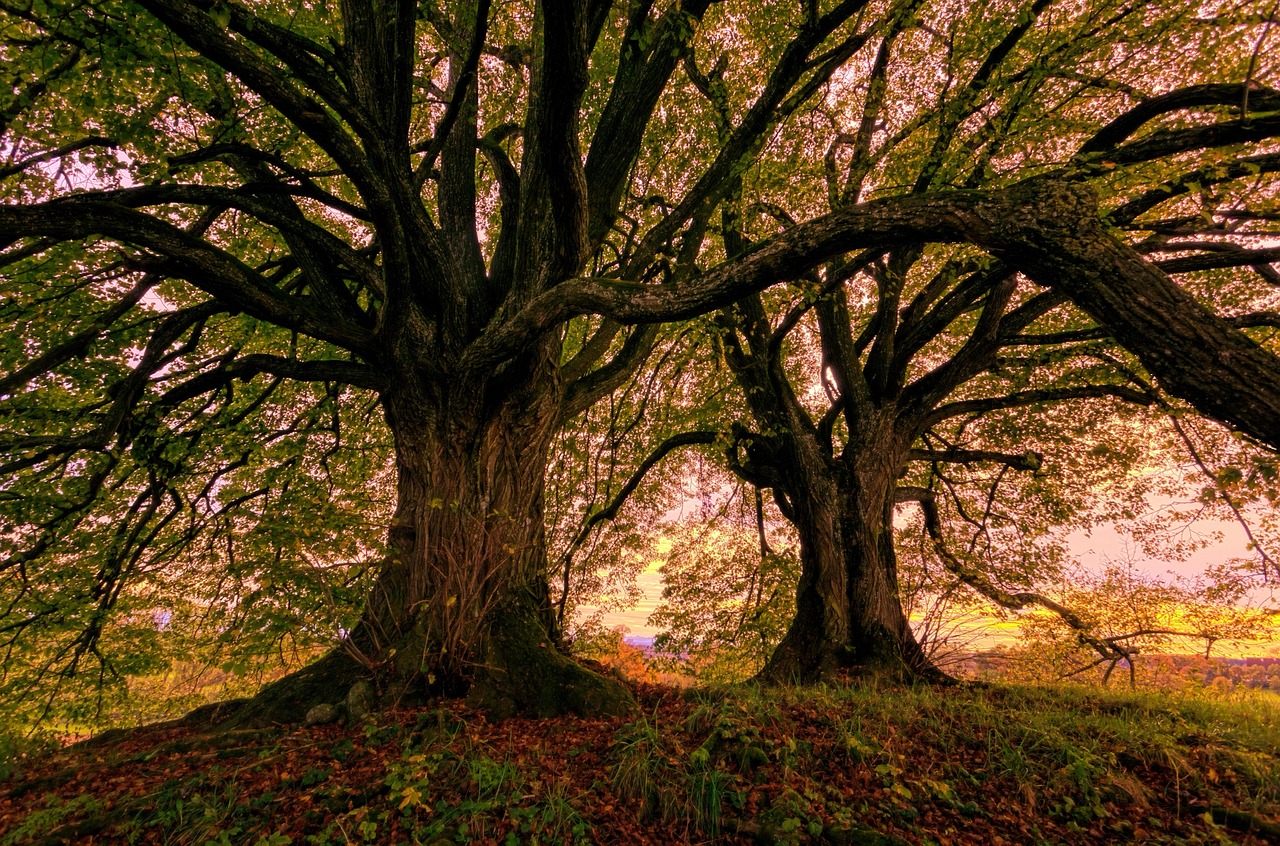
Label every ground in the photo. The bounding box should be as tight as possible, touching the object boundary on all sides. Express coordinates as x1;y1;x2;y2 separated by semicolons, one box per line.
1;678;1277;845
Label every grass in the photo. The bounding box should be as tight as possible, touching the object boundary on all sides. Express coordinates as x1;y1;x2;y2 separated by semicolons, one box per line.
610;709;684;823
1;682;1277;844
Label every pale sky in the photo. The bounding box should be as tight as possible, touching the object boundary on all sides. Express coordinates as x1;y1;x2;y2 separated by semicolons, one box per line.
587;509;1279;649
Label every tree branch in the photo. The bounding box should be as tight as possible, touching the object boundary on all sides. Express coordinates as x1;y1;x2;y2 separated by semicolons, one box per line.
1155;243;1280;281
1096;111;1280;168
627;0;878;274
468;177;1280;451
158;354;386;406
553;429;720;625
583;0;714;247
1078;81;1280;155
906;447;1042;472
417;0;491;184
1168;415;1278;581
0;197;377;357
928;384;1152;426
0;136;118;180
907;488;1139;677
134;0;380;197
561;324;661;423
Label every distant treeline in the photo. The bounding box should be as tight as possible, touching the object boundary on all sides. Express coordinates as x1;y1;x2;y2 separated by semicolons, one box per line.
960;651;1280;691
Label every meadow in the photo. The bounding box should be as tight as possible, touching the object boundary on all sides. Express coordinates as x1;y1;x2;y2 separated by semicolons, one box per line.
2;672;1277;845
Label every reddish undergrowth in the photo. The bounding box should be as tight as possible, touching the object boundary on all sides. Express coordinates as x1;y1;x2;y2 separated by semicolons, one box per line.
2;679;1277;845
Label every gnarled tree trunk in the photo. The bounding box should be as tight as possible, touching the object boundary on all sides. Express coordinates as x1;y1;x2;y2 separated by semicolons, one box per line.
233;341;635;725
755;425;932;684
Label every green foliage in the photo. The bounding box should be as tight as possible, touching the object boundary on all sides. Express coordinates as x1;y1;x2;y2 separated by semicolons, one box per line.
0;736;36;783
0;793;103;846
548;320;729;638
1008;561;1279;686
371;723;595;845
512;782;594;846
3;0;1280;730
0;314;389;726
131;773;246;845
649;519;799;682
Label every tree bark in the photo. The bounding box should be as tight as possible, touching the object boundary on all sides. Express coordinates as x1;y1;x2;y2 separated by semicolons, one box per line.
746;419;935;684
979;179;1280;452
717;297;938;685
230;342;635;725
757;464;849;682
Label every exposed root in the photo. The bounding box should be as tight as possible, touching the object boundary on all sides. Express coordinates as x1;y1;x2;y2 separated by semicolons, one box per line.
468;595;637;718
213;649;368;730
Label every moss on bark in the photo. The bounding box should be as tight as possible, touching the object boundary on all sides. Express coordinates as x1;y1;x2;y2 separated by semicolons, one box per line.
468;594;636;718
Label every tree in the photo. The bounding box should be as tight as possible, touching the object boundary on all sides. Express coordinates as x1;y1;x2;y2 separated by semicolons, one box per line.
1008;559;1277;687
3;0;1280;721
683;0;1280;680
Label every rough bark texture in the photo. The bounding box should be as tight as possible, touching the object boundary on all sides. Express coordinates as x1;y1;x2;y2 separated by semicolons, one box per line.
977;180;1280;452
720;300;938;685
758;466;849;682
754;428;935;685
225;339;635;726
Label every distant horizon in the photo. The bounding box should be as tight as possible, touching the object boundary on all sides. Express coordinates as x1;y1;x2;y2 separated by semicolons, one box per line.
613;631;1280;662
579;512;1280;658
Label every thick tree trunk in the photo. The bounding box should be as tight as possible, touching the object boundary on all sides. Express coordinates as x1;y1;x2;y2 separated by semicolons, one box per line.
229;350;634;725
758;430;936;684
758;470;849;682
840;489;934;678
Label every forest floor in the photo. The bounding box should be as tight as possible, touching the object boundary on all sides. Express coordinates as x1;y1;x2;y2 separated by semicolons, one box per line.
1;677;1278;845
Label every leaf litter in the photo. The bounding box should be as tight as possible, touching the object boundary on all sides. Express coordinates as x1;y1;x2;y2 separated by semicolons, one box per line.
1;679;1277;845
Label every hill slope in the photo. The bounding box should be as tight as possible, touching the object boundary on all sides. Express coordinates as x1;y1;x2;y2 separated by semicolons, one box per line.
2;681;1277;845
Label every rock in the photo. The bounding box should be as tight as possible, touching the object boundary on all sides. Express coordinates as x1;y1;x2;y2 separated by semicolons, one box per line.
346;680;375;723
304;703;339;726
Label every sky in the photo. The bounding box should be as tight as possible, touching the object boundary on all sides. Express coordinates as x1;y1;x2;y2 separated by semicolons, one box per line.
584;501;1279;655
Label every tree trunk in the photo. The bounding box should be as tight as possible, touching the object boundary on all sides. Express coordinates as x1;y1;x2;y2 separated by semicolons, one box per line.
840;485;934;678
758;468;849;682
229;346;635;725
757;427;936;684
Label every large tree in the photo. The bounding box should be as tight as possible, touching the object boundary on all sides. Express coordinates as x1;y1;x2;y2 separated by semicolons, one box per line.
697;1;1280;681
3;0;1279;721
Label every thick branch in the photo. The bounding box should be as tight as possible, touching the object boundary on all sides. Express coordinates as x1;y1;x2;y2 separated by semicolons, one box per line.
978;179;1280;450
906;447;1042;472
627;0;877;272
1079;82;1280;154
928;384;1152;426
158;354;386;406
1100;111;1280;167
470;178;1280;450
1155;244;1280;280
561;324;661;423
533;0;591;276
583;0;715;247
134;0;379;196
417;0;492;182
0;198;376;357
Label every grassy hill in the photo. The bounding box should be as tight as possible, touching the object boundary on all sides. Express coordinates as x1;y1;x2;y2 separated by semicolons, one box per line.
2;680;1277;845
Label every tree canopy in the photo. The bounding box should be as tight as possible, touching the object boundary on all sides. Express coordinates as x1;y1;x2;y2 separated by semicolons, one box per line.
2;0;1279;725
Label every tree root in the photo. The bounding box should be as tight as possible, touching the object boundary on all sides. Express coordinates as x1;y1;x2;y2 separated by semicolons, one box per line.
469;597;636;718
